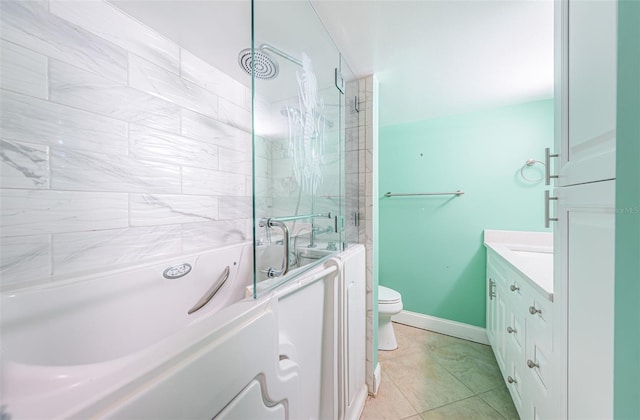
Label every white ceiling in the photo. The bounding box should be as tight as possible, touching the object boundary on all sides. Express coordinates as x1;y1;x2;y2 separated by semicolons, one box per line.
111;0;554;127
311;0;555;126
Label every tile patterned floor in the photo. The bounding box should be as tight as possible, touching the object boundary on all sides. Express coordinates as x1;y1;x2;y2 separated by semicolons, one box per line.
360;323;520;420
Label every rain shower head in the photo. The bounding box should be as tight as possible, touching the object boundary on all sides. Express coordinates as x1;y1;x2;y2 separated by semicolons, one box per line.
238;43;302;80
238;48;279;80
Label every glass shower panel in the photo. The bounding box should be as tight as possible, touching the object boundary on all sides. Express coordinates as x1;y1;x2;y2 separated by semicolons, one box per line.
251;0;348;296
342;55;360;249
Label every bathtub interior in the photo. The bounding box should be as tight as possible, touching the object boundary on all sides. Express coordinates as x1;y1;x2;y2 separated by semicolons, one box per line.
0;242;253;367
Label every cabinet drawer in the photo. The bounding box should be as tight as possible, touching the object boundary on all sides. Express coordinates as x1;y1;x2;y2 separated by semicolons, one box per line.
505;309;525;357
525;335;552;394
504;361;525;414
504;276;526;307
525;294;552;350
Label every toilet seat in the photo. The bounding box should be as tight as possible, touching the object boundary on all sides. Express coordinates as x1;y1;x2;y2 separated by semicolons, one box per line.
379;286;401;304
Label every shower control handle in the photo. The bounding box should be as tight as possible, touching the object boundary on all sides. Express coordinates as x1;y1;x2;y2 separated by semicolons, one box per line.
510;284;519;292
507;326;516;334
527;359;540;369
507;376;517;384
529;305;542;315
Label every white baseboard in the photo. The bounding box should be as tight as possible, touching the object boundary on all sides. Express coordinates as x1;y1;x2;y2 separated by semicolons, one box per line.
372;362;381;396
346;385;368;420
392;310;489;345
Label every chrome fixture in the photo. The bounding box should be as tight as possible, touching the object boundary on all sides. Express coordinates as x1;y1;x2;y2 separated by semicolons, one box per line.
238;43;302;80
544;147;559;185
507;376;517;384
335;68;345;93
163;263;192;279
309;225;334;248
187;266;230;315
268;212;332;223
527;359;540;369
520;158;544;182
383;190;464;197
507;326;517;334
510;284;520;292
544;190;558;228
488;278;496;300
259;218;290;278
238;48;278;80
529;305;542;315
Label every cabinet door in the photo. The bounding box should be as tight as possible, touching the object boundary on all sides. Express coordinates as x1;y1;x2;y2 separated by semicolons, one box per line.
554;0;617;186
553;180;615;419
494;290;507;371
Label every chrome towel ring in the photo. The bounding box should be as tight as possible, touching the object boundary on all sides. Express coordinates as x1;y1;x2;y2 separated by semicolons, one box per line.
520;158;545;182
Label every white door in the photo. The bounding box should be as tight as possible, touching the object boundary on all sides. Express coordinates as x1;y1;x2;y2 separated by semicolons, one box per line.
554;0;617;186
553;180;615;419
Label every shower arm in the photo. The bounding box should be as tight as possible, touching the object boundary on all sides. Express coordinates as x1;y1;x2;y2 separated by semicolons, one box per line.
259;43;302;67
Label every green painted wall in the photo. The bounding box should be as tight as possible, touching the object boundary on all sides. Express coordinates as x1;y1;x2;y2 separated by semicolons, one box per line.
614;1;640;418
379;100;553;327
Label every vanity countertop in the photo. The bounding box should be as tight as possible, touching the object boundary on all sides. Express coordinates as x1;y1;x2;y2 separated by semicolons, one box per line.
484;229;553;301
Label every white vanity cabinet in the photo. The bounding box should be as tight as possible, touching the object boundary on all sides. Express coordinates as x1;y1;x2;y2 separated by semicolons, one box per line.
554;181;616;420
485;234;554;420
555;0;617;186
552;0;618;417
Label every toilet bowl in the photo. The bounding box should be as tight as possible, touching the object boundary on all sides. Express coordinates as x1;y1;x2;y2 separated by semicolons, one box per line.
378;286;403;351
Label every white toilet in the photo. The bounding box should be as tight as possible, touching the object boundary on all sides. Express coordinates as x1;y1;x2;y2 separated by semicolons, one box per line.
378;285;403;351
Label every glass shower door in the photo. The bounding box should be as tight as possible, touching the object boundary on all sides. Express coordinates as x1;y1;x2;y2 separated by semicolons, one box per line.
250;0;350;297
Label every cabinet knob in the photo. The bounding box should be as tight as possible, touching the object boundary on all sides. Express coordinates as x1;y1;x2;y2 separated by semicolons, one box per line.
527;359;540;369
529;305;542;315
507;326;516;334
507;376;517;384
510;284;519;292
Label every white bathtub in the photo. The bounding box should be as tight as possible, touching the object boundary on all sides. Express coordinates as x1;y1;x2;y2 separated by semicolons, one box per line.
0;242;257;418
0;243;367;419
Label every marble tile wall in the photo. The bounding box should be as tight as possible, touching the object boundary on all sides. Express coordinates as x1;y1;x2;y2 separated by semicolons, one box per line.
356;75;377;394
0;0;257;288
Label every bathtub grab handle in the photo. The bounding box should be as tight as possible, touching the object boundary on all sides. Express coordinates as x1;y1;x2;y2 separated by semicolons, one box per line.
187;266;230;315
258;218;290;278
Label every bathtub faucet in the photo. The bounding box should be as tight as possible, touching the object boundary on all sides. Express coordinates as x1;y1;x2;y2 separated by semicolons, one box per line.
308;224;334;248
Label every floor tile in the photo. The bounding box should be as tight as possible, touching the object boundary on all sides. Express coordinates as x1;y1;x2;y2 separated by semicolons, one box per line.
365;323;520;420
418;396;505;420
359;371;417;420
479;387;520;420
429;341;505;394
383;351;474;413
379;323;468;362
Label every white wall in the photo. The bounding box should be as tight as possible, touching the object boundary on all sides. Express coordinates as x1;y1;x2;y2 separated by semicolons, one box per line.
0;0;264;288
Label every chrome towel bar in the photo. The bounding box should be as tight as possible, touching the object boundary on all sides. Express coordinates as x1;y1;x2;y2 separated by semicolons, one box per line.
383;190;464;197
268;212;332;222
